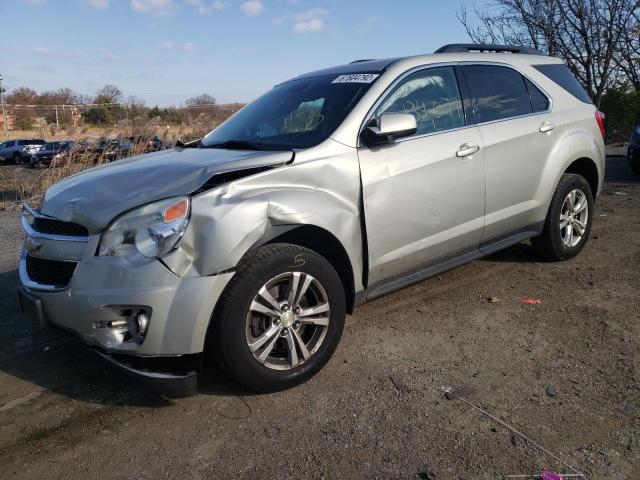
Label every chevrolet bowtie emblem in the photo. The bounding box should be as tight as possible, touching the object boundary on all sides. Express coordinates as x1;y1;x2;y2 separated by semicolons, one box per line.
25;236;43;254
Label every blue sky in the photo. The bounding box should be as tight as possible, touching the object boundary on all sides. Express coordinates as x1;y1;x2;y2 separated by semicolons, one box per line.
1;0;489;106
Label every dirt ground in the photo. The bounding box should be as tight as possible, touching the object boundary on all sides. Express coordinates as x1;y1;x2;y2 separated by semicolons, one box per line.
0;156;638;480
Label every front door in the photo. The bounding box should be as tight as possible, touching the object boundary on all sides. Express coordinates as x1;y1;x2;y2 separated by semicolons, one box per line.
358;66;486;286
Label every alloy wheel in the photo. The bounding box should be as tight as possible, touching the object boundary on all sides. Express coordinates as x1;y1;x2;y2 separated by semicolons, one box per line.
245;272;330;371
559;188;589;248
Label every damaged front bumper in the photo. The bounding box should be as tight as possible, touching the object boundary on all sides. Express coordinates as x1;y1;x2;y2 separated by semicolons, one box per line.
18;204;234;396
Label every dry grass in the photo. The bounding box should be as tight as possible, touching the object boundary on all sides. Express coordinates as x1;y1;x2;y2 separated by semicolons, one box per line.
0;123;215;210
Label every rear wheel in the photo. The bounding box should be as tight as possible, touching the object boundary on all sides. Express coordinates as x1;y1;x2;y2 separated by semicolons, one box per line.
532;173;594;261
209;243;346;392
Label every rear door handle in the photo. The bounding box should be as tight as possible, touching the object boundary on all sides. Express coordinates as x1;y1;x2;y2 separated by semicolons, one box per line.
539;122;557;133
456;144;480;157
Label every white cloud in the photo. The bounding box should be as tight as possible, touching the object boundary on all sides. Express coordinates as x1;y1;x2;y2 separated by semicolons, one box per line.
185;0;229;14
158;41;175;49
293;18;323;33
23;0;47;5
83;0;110;8
104;52;119;61
294;8;327;22
212;0;229;10
130;0;177;17
293;8;327;33
241;0;264;16
183;42;195;52
33;47;50;54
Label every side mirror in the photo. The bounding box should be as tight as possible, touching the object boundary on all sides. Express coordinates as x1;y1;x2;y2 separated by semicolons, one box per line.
364;113;417;145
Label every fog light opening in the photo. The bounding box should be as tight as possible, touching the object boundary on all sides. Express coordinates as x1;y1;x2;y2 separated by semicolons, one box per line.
125;308;152;344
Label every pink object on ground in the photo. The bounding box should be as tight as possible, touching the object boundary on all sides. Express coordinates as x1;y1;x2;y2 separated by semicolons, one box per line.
542;472;563;480
522;298;542;305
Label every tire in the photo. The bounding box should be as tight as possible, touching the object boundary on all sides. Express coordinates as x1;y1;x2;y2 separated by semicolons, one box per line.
208;243;346;392
532;173;594;261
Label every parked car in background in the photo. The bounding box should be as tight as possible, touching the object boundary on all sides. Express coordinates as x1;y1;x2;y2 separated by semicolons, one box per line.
629;123;640;175
0;139;46;164
29;141;76;168
88;138;134;162
128;135;165;153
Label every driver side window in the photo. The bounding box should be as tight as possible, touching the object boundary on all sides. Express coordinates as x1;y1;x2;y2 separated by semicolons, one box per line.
375;66;465;136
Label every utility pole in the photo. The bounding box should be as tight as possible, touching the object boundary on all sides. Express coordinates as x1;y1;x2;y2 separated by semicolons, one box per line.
0;74;8;141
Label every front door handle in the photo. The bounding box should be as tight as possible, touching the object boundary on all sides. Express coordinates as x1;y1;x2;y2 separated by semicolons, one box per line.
456;144;480;157
539;122;557;133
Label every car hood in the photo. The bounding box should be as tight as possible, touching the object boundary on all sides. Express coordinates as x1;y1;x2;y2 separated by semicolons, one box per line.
41;147;293;232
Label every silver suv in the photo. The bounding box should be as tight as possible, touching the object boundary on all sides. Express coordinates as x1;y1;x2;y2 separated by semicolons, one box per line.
0;139;46;164
18;44;605;395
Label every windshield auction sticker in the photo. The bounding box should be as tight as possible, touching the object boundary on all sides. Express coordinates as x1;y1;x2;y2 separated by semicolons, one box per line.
332;74;380;84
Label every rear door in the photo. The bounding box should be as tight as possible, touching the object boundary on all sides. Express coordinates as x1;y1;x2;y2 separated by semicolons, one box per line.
358;65;486;286
462;64;555;242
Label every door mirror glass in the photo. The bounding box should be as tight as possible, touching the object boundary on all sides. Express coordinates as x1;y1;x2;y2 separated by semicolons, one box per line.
366;113;417;143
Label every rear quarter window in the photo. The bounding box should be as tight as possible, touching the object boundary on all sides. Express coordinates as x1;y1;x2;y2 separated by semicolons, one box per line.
533;64;592;104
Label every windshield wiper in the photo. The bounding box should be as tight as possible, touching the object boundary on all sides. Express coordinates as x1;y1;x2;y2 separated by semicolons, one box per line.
203;140;279;151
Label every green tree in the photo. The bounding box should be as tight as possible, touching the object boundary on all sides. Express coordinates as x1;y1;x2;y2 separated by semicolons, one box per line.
600;86;640;142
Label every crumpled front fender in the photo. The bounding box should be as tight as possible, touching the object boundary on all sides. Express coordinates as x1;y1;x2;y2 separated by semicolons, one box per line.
162;140;365;293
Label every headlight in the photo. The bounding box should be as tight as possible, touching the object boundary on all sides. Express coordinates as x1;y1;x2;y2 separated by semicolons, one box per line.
98;196;190;263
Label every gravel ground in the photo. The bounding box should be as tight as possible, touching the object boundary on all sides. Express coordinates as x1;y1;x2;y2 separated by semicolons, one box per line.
0;156;638;480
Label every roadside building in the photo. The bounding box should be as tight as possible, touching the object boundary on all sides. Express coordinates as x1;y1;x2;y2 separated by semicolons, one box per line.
0;109;15;131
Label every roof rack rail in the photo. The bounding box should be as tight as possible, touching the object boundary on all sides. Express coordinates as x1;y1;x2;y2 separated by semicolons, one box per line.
434;43;544;55
349;59;376;64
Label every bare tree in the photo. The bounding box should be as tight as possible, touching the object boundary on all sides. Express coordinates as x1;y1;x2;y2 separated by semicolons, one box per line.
94;84;123;104
184;93;217;126
615;7;640;89
6;87;39;130
185;93;216;106
458;0;640;106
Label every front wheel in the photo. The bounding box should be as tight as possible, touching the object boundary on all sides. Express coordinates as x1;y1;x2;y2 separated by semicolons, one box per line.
208;243;346;392
532;173;594;261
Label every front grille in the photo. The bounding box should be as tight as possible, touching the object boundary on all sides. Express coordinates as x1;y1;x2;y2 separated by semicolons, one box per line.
26;255;77;287
33;217;88;237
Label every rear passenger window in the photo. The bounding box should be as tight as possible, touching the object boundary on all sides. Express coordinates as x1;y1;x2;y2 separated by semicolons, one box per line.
464;65;532;122
375;66;465;136
524;78;550;112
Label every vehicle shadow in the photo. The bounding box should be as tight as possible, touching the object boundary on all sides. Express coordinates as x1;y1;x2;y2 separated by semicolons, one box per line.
481;242;541;264
0;268;246;406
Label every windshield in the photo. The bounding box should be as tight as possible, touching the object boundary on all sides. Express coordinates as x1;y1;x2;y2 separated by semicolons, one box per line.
201;73;379;150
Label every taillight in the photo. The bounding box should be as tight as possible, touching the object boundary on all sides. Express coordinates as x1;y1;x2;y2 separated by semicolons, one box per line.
595;110;605;139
